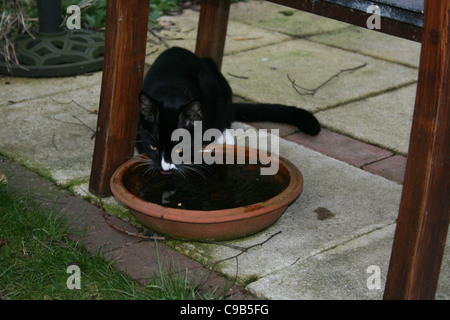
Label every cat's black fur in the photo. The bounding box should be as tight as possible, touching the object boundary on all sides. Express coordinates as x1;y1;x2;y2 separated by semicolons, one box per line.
136;47;320;173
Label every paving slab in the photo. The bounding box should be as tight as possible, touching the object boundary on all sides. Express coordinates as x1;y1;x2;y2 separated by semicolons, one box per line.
146;0;350;65
0;84;100;186
0;72;102;107
221;39;418;112
145;9;292;65
229;0;350;37
248;224;397;300
170;137;403;287
308;25;421;68
247;224;450;300
316;84;416;155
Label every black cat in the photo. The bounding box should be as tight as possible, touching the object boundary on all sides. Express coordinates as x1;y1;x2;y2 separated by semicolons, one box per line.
136;47;320;174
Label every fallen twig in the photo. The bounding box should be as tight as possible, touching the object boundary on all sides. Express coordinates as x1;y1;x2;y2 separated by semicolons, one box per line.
145;48;159;57
198;231;281;255
72;115;97;139
288;63;367;96
234;36;264;41
199;231;282;288
98;196;166;241
227;72;249;80
51;134;58;150
71;99;98;114
149;29;170;48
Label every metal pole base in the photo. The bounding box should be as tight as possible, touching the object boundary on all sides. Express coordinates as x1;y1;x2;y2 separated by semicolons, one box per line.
0;29;104;78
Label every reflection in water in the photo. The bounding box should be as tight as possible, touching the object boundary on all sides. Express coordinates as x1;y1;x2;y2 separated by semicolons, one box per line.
137;164;288;211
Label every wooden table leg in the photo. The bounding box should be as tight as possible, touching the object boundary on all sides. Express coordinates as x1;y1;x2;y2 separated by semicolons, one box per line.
89;0;150;196
195;0;231;69
384;0;450;300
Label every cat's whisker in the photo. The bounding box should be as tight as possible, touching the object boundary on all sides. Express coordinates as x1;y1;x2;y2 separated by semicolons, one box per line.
133;159;153;168
133;153;149;159
133;155;153;163
174;164;191;180
196;163;215;175
175;166;188;180
184;166;202;179
178;163;212;180
143;165;157;176
130;154;157;176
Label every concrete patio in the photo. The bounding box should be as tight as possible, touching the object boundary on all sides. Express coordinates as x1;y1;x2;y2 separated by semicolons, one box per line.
0;0;448;299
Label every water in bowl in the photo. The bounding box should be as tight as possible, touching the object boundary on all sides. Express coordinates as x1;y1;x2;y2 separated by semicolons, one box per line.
133;163;288;211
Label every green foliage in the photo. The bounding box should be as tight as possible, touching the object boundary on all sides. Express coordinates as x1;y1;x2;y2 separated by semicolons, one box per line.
62;0;107;30
4;0;249;31
149;0;179;25
60;0;180;30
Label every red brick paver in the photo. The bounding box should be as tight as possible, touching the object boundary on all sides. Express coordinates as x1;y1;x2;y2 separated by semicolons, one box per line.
247;123;406;184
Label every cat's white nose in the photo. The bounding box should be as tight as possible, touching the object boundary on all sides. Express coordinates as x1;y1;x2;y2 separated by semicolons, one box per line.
161;158;176;171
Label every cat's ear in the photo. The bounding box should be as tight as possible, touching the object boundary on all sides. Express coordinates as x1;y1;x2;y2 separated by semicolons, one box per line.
139;93;157;123
181;101;202;128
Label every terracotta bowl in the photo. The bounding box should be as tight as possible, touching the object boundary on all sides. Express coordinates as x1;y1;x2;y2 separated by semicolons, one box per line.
110;145;303;241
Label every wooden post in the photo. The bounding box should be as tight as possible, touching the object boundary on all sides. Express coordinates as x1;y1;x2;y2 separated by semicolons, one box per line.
195;0;231;69
384;0;450;299
89;0;149;196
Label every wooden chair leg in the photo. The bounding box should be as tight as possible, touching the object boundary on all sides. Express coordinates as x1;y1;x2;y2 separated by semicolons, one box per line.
89;0;149;196
195;0;231;69
384;0;450;299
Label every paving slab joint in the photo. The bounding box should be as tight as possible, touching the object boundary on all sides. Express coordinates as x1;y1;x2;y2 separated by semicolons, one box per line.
315;80;418;113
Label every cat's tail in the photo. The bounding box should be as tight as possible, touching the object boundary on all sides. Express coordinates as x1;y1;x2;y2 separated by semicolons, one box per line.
233;103;321;136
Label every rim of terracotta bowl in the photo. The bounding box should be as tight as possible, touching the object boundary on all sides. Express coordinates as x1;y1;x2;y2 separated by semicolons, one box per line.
110;145;303;225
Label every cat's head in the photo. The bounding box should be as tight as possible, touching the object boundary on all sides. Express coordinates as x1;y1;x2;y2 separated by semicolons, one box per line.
137;92;204;173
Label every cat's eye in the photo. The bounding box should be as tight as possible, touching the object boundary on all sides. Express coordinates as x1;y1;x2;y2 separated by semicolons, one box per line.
175;148;183;154
149;145;158;151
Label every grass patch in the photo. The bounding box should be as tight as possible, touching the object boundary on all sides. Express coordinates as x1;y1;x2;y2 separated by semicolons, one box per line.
0;182;216;300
